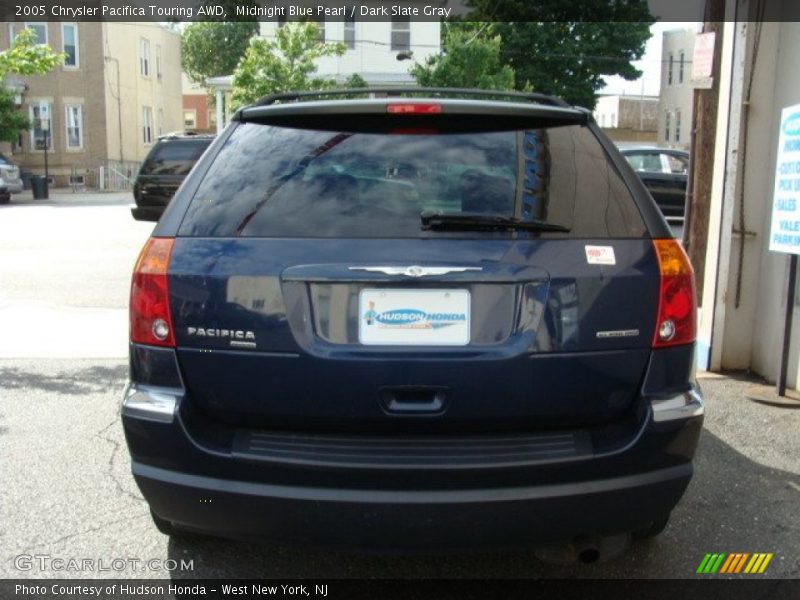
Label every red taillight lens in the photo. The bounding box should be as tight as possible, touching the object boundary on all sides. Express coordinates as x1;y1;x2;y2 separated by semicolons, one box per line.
652;239;696;348
130;237;175;347
386;103;442;114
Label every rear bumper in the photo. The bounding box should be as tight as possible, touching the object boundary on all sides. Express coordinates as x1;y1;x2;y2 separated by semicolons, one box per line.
133;461;692;550
122;381;703;549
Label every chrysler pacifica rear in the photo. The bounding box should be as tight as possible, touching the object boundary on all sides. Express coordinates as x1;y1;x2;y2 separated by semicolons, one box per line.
121;89;703;554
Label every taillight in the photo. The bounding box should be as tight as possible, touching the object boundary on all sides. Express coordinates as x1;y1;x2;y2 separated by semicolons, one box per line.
386;103;442;114
130;237;175;347
652;239;696;347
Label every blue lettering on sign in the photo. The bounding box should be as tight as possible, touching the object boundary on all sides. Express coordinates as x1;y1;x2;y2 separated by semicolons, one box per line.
785;139;800;152
777;198;797;211
783;113;800;137
368;308;467;329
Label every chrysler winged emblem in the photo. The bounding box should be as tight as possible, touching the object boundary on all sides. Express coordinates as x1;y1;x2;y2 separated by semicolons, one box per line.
348;266;482;278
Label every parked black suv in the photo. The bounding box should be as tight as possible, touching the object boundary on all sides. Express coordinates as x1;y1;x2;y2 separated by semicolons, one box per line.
122;89;703;559
131;133;214;221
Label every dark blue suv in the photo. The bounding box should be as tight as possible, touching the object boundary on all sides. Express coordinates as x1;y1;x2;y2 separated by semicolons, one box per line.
122;89;703;558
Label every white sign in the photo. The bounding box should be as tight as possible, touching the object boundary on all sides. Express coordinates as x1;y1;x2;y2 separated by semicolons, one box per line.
692;32;716;89
358;289;470;346
585;245;616;265
769;103;800;255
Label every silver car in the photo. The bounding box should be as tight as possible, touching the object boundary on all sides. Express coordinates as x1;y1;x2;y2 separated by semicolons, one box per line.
0;153;23;198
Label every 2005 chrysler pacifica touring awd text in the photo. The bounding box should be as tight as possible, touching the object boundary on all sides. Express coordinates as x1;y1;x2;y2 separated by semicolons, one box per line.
121;88;703;558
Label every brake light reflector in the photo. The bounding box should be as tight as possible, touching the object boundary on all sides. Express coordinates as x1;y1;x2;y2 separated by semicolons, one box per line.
387;103;442;114
130;237;175;347
652;239;696;347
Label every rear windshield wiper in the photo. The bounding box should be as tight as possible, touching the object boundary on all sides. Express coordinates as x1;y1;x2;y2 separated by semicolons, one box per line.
421;211;571;233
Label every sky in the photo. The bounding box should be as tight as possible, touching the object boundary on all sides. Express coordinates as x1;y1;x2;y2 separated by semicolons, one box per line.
600;22;701;97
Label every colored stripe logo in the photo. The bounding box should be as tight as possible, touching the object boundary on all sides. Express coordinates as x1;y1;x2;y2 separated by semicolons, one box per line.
697;553;773;574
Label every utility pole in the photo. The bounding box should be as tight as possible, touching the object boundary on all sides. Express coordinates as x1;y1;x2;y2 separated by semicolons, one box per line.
684;0;726;298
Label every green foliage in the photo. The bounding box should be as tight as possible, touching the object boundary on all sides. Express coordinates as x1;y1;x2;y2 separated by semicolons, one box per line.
0;88;31;143
0;28;65;142
411;24;516;91
0;28;65;78
231;22;346;107
343;73;369;88
464;1;654;108
181;21;259;85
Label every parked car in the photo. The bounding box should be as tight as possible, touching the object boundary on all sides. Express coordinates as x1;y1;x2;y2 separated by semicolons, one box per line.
131;133;214;221
618;146;689;221
122;89;703;559
0;153;23;203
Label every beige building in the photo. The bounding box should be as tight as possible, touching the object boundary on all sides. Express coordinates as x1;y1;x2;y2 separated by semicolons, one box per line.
593;94;659;144
0;22;182;187
657;28;697;149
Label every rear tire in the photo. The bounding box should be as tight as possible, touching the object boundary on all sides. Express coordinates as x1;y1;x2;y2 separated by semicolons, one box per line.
633;513;671;539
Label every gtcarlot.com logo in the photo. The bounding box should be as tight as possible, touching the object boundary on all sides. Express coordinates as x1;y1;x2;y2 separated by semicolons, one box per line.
14;554;194;572
696;552;773;574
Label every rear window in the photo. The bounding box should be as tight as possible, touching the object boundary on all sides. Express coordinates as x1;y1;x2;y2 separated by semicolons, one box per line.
178;123;646;239
141;140;211;176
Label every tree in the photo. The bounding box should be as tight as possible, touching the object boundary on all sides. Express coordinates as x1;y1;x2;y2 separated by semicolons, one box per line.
0;28;64;143
411;24;516;90
181;21;259;86
465;1;654;108
231;22;346;107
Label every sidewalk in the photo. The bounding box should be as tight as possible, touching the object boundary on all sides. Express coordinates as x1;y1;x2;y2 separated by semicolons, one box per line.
6;188;132;206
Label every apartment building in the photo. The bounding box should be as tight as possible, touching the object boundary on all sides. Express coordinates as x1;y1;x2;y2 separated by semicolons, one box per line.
658;28;697;149
0;22;182;187
593;94;659;144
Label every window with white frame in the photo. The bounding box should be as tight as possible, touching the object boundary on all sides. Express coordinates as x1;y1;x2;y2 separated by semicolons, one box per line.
665;111;671;142
344;16;355;50
26;23;47;45
62;23;79;68
156;44;162;78
158;108;164;136
29;101;52;150
142;106;153;144
391;18;410;51
675;109;682;143
184;109;197;129
139;38;150;77
679;51;685;84
667;53;674;85
65;104;83;149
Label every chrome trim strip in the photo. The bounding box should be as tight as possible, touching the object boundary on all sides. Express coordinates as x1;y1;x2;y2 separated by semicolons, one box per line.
651;387;704;422
348;265;482;278
122;383;182;423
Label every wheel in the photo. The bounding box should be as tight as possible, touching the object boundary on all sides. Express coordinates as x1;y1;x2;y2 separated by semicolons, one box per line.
633;513;671;540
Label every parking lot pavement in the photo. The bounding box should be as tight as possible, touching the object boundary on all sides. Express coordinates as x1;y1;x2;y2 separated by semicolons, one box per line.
1;360;797;580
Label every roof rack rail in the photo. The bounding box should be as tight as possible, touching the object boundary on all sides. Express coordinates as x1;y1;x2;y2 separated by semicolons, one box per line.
256;87;571;108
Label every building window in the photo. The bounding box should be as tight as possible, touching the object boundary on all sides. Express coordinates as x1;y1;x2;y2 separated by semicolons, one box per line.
313;17;325;42
7;23;14;46
667;53;674;85
142;106;153;144
65;104;83;149
62;23;79;68
208;109;217;130
25;23;47;45
184;109;197;130
156;44;162;78
665;111;671;142
675;109;681;143
29;101;52;150
391;18;410;51
139;38;150;77
679;51;685;84
344;16;356;49
158;108;164;136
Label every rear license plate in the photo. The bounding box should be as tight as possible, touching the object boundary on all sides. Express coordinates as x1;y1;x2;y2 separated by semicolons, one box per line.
358;289;470;346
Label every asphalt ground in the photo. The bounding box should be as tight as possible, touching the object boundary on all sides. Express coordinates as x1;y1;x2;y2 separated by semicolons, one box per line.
0;193;797;580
